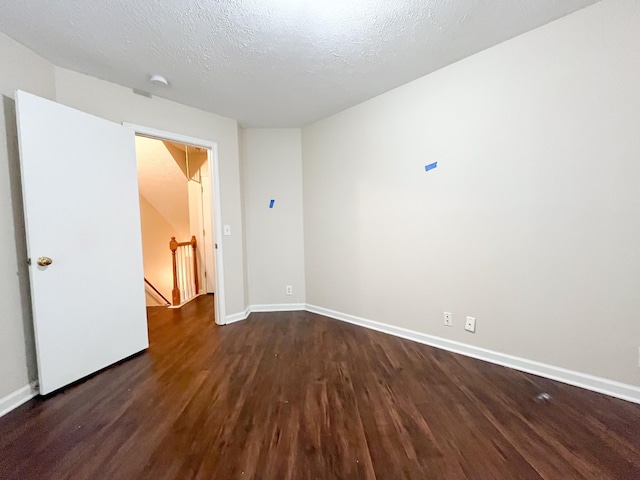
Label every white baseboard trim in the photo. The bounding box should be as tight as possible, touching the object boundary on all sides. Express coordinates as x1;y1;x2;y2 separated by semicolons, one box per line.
250;303;306;313
168;293;205;309
305;304;640;405
225;304;306;323
0;381;39;418
225;307;250;324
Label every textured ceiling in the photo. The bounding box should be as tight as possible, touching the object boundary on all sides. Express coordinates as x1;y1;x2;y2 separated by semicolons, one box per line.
0;0;599;127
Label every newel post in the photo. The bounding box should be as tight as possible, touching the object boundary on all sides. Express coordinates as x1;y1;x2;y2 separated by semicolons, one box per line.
170;237;180;306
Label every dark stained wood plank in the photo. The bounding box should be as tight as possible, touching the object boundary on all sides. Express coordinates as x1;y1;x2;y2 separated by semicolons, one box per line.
1;295;640;479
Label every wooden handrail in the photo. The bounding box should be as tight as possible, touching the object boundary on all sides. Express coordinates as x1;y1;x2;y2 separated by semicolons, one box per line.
144;277;171;306
172;239;197;247
169;235;199;306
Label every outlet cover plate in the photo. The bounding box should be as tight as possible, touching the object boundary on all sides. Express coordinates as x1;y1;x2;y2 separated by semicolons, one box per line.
443;312;453;327
465;316;476;333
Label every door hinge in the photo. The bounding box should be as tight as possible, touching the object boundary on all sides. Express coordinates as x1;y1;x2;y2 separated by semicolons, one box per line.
27;258;31;266
215;243;218;249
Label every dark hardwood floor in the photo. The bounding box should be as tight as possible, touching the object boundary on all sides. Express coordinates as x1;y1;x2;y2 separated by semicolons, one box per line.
1;294;640;479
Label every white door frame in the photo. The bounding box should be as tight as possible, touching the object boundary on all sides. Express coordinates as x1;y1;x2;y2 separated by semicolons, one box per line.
125;123;226;325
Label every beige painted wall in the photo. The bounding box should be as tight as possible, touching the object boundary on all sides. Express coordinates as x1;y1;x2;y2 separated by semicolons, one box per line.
0;33;56;399
241;129;306;305
238;126;251;308
136;136;191;239
53;67;247;317
302;0;640;386
138;195;177;303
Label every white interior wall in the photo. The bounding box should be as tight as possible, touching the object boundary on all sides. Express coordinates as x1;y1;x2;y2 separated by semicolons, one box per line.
0;32;55;400
241;128;305;306
302;0;640;387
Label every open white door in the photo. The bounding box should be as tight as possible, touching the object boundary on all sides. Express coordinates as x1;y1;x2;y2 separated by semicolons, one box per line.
15;91;148;395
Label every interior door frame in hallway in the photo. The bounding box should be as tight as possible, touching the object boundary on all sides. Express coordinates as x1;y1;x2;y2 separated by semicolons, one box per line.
126;123;226;325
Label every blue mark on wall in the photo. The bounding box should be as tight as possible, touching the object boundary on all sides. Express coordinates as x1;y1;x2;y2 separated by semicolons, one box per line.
425;162;438;172
269;199;275;208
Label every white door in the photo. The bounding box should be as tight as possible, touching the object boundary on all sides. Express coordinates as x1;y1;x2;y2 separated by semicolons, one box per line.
201;174;216;292
15;90;148;395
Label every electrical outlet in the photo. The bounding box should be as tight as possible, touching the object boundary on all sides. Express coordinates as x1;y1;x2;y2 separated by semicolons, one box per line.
465;316;476;333
286;285;293;296
443;312;453;327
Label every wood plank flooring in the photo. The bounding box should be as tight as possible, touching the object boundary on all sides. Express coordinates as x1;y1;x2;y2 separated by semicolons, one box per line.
1;294;640;479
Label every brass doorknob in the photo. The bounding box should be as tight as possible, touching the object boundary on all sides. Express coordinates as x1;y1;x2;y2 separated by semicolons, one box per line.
37;256;53;267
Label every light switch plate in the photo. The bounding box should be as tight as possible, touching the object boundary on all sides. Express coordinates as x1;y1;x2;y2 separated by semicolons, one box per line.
223;225;231;236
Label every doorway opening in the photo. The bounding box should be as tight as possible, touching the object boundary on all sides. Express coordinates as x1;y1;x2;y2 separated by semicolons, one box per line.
128;124;226;326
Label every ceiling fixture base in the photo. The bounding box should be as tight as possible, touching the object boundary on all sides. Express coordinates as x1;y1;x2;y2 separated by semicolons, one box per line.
149;74;169;86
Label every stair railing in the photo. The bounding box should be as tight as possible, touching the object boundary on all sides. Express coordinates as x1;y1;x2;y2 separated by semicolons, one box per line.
169;236;199;306
144;277;171;306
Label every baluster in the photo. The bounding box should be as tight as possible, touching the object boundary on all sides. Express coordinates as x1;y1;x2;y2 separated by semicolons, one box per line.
185;245;192;301
180;246;186;302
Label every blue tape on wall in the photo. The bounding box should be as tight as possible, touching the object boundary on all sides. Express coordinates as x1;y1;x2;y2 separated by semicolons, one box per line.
269;199;275;208
425;162;438;172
